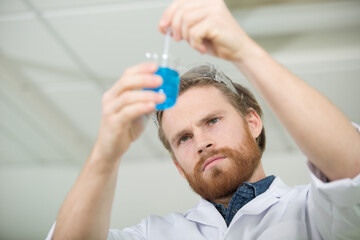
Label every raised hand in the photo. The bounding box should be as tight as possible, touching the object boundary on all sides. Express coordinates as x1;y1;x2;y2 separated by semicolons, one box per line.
94;63;165;163
159;0;249;61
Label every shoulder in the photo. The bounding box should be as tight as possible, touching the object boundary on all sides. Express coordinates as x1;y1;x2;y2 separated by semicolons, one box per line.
146;212;188;224
268;177;310;200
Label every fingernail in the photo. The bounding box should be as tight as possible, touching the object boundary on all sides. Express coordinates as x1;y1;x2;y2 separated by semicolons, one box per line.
159;93;166;102
154;76;163;84
147;102;155;109
149;62;158;70
159;16;169;27
159;19;166;27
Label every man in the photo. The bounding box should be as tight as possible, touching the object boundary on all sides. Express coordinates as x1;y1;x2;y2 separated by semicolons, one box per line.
47;0;360;239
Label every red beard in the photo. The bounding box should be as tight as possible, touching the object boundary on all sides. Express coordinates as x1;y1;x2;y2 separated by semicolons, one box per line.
181;128;261;201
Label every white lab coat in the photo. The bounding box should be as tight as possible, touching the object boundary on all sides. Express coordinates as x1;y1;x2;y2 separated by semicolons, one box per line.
46;123;360;240
46;171;360;240
104;172;360;240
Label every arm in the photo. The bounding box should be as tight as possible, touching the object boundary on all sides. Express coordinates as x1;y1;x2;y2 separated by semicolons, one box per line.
233;42;360;181
159;0;360;181
53;63;165;239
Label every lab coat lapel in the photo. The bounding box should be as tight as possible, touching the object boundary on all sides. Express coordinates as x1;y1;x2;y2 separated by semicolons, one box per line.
185;198;228;232
184;178;290;232
230;177;291;223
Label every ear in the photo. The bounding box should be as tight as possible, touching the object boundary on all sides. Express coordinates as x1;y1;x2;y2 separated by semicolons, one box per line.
245;109;263;139
172;158;186;179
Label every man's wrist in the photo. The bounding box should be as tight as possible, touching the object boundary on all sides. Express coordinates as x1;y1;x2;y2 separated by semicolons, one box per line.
87;144;122;175
232;36;266;67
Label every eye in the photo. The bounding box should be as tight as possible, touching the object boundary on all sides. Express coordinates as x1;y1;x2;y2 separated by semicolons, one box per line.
208;117;220;125
179;135;190;144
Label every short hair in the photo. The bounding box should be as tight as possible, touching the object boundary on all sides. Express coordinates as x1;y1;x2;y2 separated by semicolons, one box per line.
155;63;266;158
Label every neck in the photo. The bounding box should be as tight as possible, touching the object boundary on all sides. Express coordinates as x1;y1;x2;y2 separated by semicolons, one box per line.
211;163;266;208
247;162;266;183
212;195;233;208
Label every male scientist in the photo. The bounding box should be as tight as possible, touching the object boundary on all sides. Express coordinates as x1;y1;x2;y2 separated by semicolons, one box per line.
47;0;360;239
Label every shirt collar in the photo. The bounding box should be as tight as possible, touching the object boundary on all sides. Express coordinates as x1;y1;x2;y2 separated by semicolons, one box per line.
210;175;275;226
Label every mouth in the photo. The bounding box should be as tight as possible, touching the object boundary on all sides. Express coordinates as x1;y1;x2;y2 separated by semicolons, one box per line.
202;155;226;171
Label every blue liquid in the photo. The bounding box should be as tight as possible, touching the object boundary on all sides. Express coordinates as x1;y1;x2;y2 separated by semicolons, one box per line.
144;67;180;110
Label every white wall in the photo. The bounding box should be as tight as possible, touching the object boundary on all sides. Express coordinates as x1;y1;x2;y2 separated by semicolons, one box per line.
0;151;309;240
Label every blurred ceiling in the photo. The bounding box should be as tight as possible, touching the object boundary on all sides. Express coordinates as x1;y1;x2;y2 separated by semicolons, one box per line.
225;0;338;8
0;0;359;166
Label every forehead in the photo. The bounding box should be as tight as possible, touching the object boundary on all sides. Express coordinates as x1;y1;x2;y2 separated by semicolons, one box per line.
161;86;235;137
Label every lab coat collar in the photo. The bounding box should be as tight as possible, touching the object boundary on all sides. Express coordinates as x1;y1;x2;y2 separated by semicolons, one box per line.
184;177;291;231
234;177;290;215
185;198;228;233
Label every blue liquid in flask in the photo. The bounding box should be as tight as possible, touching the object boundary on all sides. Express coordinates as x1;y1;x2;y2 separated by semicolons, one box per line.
145;67;180;110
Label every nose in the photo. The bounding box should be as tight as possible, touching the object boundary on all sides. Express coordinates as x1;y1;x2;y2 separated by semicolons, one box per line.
198;143;213;154
195;130;215;154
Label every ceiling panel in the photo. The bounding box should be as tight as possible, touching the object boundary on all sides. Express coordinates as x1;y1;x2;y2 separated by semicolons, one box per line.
28;0;156;11
0;131;32;164
46;4;169;80
40;81;102;141
298;67;360;124
0;90;71;164
0;58;93;165
0;0;359;166
0;20;82;71
233;0;360;37
0;0;28;13
225;0;339;8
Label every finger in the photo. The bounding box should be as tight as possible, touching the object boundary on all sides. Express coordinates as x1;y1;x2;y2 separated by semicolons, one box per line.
106;72;163;101
119;74;163;94
114;101;156;127
106;62;158;99
188;21;210;54
181;6;207;42
171;4;186;41
171;1;204;41
124;62;158;75
109;90;165;115
159;0;182;34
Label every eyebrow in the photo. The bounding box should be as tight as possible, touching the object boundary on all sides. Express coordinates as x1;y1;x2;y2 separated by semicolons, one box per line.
170;110;225;146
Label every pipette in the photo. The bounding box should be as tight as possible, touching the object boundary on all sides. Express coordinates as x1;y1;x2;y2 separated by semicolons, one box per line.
161;29;171;67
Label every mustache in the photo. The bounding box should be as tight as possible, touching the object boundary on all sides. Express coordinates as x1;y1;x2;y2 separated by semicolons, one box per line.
196;147;234;170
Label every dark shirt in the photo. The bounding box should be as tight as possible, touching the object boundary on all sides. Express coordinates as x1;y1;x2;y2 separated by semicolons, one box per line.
210;175;275;226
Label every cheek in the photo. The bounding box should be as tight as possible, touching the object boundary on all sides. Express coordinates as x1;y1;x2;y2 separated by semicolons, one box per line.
216;121;246;145
174;147;196;173
212;122;233;140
